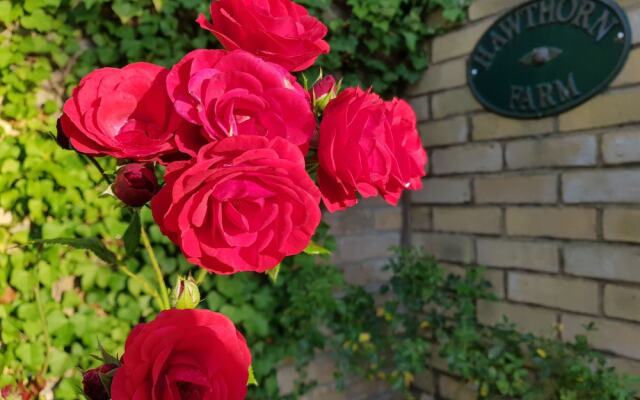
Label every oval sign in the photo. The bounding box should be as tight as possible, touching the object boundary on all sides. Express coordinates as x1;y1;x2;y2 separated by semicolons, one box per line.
468;0;631;119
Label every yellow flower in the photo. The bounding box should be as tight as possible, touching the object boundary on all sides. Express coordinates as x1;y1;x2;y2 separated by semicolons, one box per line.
358;332;371;343
480;383;489;397
536;348;547;359
403;371;414;386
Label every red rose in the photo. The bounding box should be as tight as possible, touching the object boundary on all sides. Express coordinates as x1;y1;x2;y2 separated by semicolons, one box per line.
152;135;321;274
197;0;329;72
111;309;251;400
317;88;427;212
112;163;159;207
60;63;187;160
82;364;117;400
166;49;315;157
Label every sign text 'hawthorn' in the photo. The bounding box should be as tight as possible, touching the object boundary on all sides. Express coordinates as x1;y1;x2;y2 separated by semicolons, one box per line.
468;0;631;119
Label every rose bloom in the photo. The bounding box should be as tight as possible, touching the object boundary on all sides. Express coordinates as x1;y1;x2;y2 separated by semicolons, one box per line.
166;49;315;156
152;135;321;274
60;62;189;160
111;309;251;400
197;0;329;72
318;88;427;212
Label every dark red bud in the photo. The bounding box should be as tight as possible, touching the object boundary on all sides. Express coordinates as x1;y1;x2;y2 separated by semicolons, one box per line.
112;164;159;207
56;117;73;150
311;75;337;99
82;364;117;400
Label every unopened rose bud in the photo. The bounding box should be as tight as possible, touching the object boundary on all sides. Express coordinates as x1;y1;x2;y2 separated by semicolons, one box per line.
171;276;200;310
56;117;73;150
82;364;117;400
310;75;339;112
112;164;159;207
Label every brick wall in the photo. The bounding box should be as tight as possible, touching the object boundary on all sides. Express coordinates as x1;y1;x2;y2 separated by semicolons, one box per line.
276;198;403;399
409;0;640;398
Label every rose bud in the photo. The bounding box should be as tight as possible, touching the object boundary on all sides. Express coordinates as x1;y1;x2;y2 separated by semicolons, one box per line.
112;164;159;207
311;75;338;112
83;364;117;400
171;276;201;310
55;117;73;150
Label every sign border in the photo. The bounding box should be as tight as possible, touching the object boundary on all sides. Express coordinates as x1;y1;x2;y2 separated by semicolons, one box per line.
467;0;632;119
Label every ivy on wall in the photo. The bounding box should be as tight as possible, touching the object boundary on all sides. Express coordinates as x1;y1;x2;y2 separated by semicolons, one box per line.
302;0;471;95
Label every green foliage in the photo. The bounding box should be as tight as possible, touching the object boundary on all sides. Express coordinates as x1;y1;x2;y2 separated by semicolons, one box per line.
334;250;637;399
300;0;472;95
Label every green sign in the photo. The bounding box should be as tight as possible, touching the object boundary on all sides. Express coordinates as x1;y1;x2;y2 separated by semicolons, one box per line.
468;0;631;119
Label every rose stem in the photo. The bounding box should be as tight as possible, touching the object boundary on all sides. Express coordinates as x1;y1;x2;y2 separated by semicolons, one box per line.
141;227;171;310
119;265;163;307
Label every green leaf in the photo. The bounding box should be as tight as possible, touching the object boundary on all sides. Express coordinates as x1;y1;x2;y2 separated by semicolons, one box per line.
123;211;141;258
98;342;121;366
303;241;331;256
29;238;117;265
247;365;258;386
266;264;280;283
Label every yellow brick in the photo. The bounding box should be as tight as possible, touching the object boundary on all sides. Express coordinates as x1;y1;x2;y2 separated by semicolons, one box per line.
408;58;466;95
564;243;640;283
419;116;469;147
431;18;494;63
477;238;559;272
475;174;557;204
433;207;502;234
438;375;476;400
604;284;640;322
477;300;558;337
431;87;482;119
432;143;502;175
612;48;640;87
602;128;640;164
508;272;599;314
603;208;640;243
559;88;640;132
468;0;528;20
562;314;640;360
506;207;597;240
412;233;474;263
506;135;597;169
472;113;554;140
414;178;471;204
